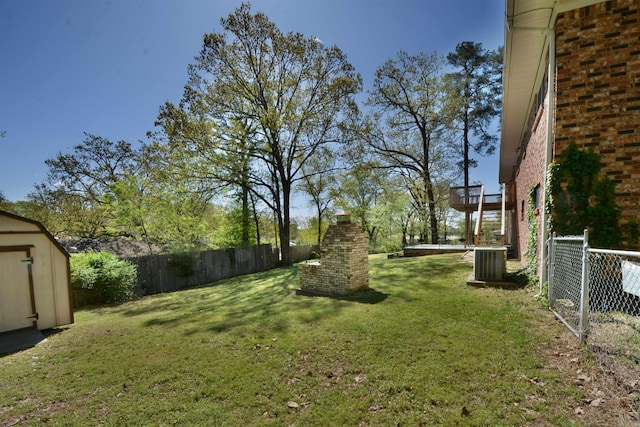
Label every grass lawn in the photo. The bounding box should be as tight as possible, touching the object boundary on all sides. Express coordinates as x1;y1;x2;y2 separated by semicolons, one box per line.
0;254;594;425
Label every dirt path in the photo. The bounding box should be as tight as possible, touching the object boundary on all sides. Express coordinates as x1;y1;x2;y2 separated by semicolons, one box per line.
529;287;638;426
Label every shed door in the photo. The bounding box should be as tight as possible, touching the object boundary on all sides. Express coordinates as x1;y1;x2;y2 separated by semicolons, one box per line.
0;248;37;333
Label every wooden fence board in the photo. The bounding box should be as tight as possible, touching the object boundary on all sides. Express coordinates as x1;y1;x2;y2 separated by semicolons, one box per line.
126;244;316;295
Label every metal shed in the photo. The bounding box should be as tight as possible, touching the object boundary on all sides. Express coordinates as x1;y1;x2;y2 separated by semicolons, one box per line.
0;210;73;333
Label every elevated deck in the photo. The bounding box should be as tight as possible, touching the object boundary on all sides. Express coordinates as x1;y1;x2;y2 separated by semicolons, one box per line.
449;183;516;212
449;183;516;248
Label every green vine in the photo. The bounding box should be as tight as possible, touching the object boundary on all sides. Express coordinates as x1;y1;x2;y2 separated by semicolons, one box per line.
544;161;559;236
525;185;539;284
546;143;627;248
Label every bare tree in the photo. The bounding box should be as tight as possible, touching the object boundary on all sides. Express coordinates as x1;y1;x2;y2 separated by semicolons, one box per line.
355;50;456;244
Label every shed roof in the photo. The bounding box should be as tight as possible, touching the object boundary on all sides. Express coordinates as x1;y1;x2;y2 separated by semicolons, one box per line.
0;210;69;257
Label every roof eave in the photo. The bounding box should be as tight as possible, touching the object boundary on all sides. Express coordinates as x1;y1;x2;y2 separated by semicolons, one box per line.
499;0;555;183
499;0;605;183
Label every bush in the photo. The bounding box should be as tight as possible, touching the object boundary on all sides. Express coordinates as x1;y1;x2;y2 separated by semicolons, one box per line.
71;251;137;306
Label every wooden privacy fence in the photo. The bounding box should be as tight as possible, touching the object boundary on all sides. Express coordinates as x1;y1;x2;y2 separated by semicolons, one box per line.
126;244;317;295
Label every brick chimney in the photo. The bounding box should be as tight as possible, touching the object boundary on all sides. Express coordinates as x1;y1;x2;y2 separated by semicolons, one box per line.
298;212;369;296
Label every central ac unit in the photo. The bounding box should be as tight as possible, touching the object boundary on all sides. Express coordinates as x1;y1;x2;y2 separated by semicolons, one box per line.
474;247;506;281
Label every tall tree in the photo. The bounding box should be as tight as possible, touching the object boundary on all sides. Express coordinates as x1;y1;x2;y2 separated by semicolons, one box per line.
153;3;361;265
135;142;221;248
333;164;388;249
299;147;337;245
355;50;455;244
446;42;502;244
38;133;138;237
45;133;137;203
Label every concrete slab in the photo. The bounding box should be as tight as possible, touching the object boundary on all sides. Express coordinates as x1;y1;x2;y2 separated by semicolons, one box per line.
403;244;471;257
0;328;46;355
466;273;525;290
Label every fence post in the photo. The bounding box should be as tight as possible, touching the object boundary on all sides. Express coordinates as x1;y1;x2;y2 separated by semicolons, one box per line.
547;232;556;302
578;229;590;343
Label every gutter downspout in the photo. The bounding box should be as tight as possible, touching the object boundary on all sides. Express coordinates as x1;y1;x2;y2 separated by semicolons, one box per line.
538;25;556;295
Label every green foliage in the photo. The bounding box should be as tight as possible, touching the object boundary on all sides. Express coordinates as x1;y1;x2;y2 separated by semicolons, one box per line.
525;185;539;283
544;162;559;227
70;251;136;306
536;281;550;310
35;133;139;238
296;216;330;246
372;240;402;254
622;219;640;249
446;42;502;171
150;3;361;266
215;202;257;248
548;143;623;248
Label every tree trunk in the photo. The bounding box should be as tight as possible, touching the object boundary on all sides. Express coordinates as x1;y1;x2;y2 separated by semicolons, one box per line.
241;184;250;246
427;186;439;244
316;200;323;246
420;127;439;244
463;92;472;246
401;223;408;247
250;192;261;245
279;181;292;266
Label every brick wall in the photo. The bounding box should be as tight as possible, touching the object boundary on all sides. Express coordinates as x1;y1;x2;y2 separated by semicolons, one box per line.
298;216;369;295
555;0;640;225
511;0;640;259
513;88;549;261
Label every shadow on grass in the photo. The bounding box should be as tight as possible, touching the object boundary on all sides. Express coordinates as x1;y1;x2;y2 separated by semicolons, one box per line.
295;287;389;304
467;280;528;291
466;267;530;290
0;328;47;356
115;266;360;335
108;254;469;336
120;267;297;319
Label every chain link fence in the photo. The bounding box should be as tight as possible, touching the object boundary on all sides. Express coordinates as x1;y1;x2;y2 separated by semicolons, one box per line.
548;234;586;338
548;232;640;413
588;248;640;398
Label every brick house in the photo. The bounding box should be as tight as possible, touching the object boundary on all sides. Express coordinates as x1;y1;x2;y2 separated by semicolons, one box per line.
500;0;640;274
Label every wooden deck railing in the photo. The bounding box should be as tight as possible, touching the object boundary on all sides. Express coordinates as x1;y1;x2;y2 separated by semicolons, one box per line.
474;185;485;246
449;182;516;212
450;183;516;247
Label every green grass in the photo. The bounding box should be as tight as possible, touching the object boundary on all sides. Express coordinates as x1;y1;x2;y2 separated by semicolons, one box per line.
0;254;585;426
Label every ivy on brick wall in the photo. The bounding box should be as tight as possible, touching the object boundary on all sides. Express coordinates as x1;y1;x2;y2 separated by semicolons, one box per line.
525;185;539;283
545;142;638;249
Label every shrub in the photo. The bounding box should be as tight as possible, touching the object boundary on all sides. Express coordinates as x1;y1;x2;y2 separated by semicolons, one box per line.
71;251;137;306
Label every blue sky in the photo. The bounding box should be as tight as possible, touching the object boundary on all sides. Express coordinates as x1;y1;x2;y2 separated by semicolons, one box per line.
0;0;505;210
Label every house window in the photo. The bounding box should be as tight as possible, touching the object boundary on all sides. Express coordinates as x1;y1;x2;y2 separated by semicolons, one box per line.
532;184;541;210
535;68;548;114
521;200;525;221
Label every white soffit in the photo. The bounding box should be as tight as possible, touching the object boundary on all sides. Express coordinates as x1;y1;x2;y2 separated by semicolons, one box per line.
500;0;554;183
